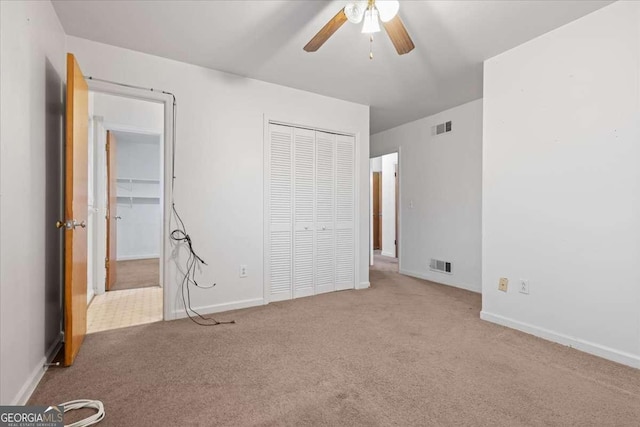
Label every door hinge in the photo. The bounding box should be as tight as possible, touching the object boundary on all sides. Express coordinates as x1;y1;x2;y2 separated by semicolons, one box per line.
105;258;109;269
394;239;397;245
105;142;109;152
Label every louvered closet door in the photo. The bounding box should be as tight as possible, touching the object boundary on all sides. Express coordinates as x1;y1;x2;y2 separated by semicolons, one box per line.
293;128;315;298
268;124;293;302
335;134;355;290
315;131;336;294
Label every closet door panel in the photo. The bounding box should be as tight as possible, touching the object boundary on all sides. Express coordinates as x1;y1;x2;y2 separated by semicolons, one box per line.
293;128;315;298
268;124;293;301
315;131;335;294
335;134;355;290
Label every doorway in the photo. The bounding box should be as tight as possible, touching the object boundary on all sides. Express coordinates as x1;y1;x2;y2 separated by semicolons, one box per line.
370;152;399;272
86;91;164;333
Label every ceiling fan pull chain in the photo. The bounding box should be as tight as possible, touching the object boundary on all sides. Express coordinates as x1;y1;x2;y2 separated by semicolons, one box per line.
370;34;374;60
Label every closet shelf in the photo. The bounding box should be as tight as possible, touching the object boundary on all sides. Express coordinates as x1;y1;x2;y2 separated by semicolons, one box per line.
116;177;160;183
116;196;161;207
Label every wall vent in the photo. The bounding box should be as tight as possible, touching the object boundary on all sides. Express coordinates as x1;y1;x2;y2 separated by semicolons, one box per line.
429;258;452;274
432;121;453;136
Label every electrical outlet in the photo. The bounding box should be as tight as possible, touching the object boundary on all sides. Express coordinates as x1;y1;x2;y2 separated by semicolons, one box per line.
239;265;248;278
519;279;529;294
498;277;508;292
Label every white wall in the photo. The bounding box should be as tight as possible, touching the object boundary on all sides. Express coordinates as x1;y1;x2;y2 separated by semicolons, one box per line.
93;92;164;133
371;157;382;172
371;100;483;292
381;152;397;257
0;1;66;405
66;36;370;319
482;1;640;368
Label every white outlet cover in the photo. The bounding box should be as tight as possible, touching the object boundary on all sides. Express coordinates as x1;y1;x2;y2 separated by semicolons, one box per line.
519;279;529;294
239;265;248;278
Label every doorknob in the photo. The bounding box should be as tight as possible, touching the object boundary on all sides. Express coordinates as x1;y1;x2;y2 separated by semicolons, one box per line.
55;219;86;230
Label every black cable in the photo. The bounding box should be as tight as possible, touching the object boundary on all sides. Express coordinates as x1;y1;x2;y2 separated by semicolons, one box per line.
86;76;234;326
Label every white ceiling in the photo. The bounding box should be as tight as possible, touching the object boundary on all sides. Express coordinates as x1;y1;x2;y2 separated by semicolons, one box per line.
52;0;613;133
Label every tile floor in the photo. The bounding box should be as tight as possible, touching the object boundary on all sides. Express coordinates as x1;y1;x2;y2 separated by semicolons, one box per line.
87;287;163;334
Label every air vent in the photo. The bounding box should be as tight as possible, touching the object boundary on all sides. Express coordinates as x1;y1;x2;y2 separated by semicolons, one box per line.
432;121;453;136
429;258;452;274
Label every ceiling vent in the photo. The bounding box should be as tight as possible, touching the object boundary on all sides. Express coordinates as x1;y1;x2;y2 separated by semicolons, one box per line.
429;258;452;274
432;121;452;136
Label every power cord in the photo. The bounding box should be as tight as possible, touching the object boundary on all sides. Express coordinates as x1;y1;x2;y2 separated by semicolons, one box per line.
170;202;235;326
58;399;105;427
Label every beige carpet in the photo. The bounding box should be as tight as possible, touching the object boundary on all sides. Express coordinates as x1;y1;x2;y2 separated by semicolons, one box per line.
30;266;640;426
110;258;159;291
373;250;399;272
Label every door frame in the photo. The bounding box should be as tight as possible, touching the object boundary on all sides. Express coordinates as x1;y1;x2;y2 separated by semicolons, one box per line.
92;123;163;295
86;79;174;321
369;148;402;270
263;116;362;304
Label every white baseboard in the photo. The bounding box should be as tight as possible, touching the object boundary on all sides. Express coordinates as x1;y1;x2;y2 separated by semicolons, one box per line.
172;297;264;319
12;356;47;405
480;311;640;369
399;268;481;293
12;333;63;405
380;251;396;258
117;254;160;261
356;281;370;290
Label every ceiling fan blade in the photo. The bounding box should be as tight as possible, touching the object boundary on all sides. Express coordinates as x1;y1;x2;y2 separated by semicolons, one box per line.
383;15;415;55
304;8;348;52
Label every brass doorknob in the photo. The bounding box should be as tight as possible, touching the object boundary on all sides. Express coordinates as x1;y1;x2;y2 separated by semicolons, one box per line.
55;219;86;230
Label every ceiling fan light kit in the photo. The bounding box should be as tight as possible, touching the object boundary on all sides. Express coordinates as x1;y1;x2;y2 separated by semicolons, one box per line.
303;0;414;57
361;8;381;34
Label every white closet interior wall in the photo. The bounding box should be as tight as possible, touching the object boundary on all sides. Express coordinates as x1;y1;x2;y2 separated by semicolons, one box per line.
115;132;162;260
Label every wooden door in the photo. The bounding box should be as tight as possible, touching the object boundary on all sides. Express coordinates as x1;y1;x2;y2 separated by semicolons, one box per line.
63;53;89;366
293;128;316;298
334;134;355;291
314;131;335;294
372;172;381;250
267;124;293;302
106;131;118;291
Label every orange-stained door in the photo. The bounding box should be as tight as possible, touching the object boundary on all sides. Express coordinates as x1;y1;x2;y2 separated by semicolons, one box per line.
372;172;382;250
62;53;89;366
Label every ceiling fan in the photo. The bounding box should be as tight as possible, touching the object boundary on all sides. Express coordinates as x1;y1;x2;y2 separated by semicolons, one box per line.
304;0;414;57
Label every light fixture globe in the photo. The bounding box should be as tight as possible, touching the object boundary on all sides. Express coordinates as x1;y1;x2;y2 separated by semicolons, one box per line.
375;0;400;23
361;8;381;33
345;1;368;24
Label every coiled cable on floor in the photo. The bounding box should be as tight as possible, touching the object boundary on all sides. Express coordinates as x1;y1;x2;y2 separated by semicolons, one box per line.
59;399;105;427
